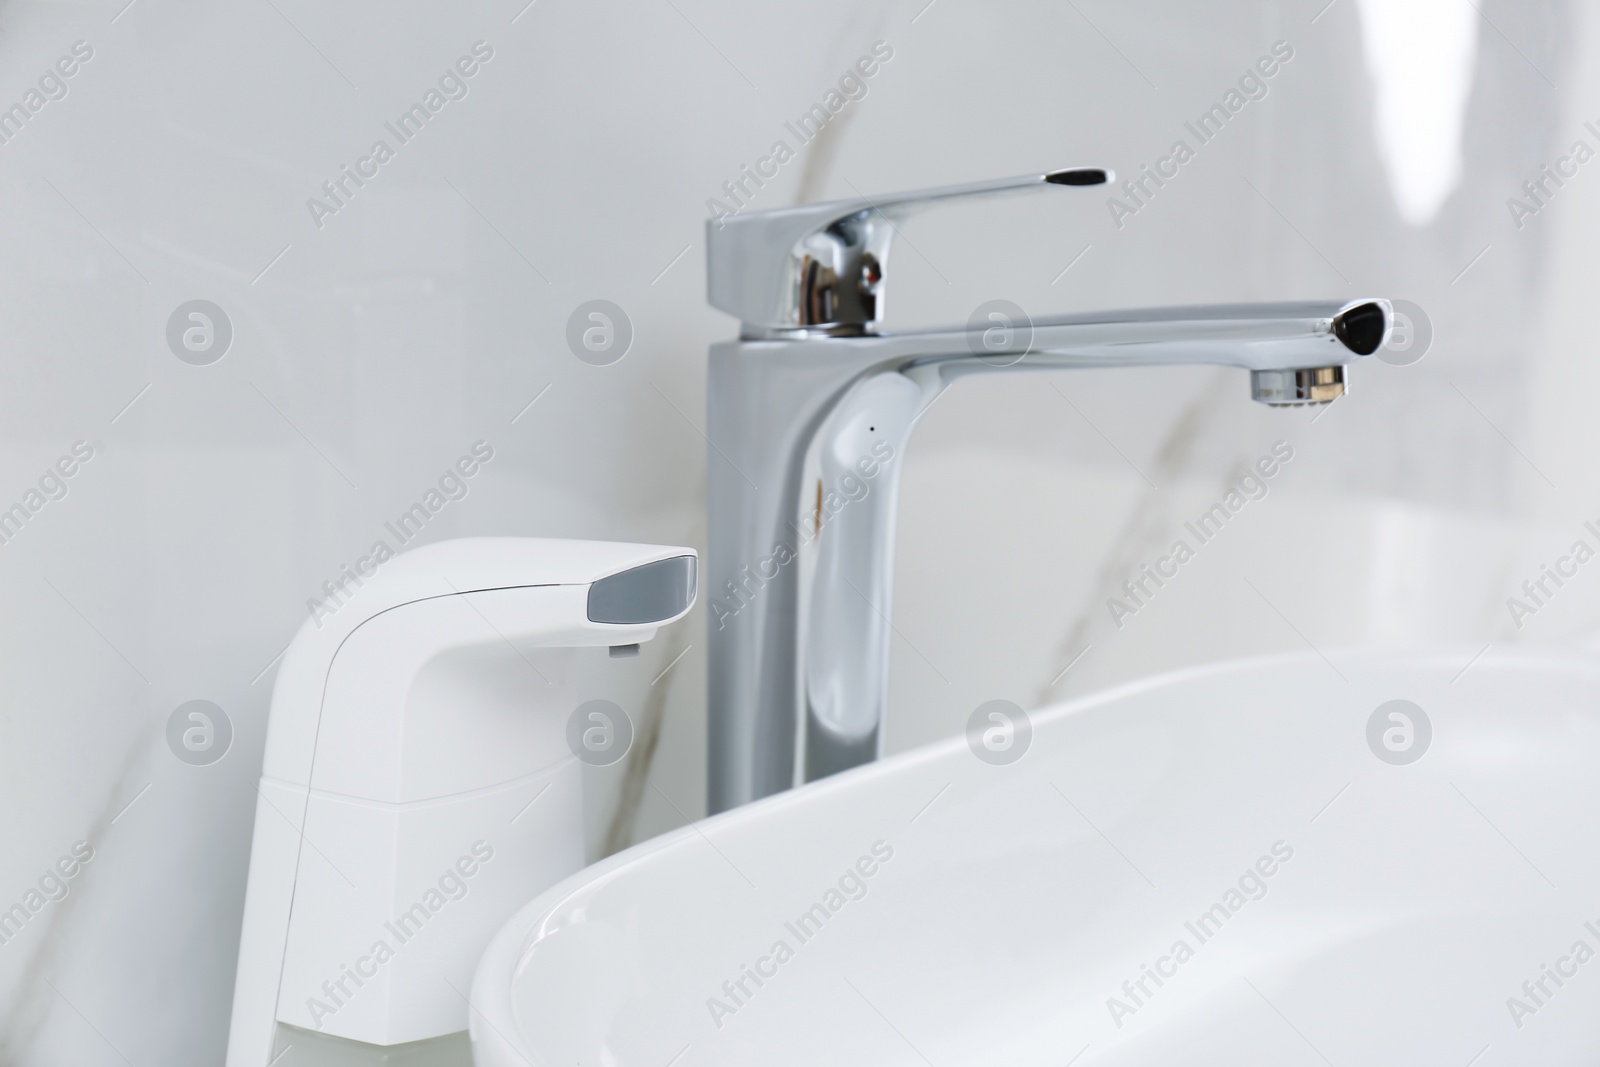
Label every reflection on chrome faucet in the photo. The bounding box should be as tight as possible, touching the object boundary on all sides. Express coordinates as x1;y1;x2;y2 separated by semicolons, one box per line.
709;439;895;632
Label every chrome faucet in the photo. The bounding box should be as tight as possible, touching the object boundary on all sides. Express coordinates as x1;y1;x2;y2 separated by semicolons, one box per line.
703;167;1390;813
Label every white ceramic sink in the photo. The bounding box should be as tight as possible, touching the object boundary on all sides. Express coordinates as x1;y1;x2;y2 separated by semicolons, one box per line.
471;649;1600;1065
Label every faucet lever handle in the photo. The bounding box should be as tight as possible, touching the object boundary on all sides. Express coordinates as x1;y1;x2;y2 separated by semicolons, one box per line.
706;167;1112;337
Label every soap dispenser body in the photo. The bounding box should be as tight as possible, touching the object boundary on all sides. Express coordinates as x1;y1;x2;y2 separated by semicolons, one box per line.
226;539;696;1066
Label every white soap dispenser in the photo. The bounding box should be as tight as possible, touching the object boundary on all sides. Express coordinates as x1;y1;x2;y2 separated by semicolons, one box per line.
225;537;696;1066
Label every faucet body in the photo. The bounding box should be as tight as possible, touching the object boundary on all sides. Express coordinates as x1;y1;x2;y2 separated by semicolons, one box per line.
703;170;1390;813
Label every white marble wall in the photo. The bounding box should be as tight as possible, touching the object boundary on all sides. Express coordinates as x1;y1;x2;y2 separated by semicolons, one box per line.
0;0;1588;1062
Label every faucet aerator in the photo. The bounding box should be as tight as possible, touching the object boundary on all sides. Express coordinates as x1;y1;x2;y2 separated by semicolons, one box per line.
1250;365;1346;406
